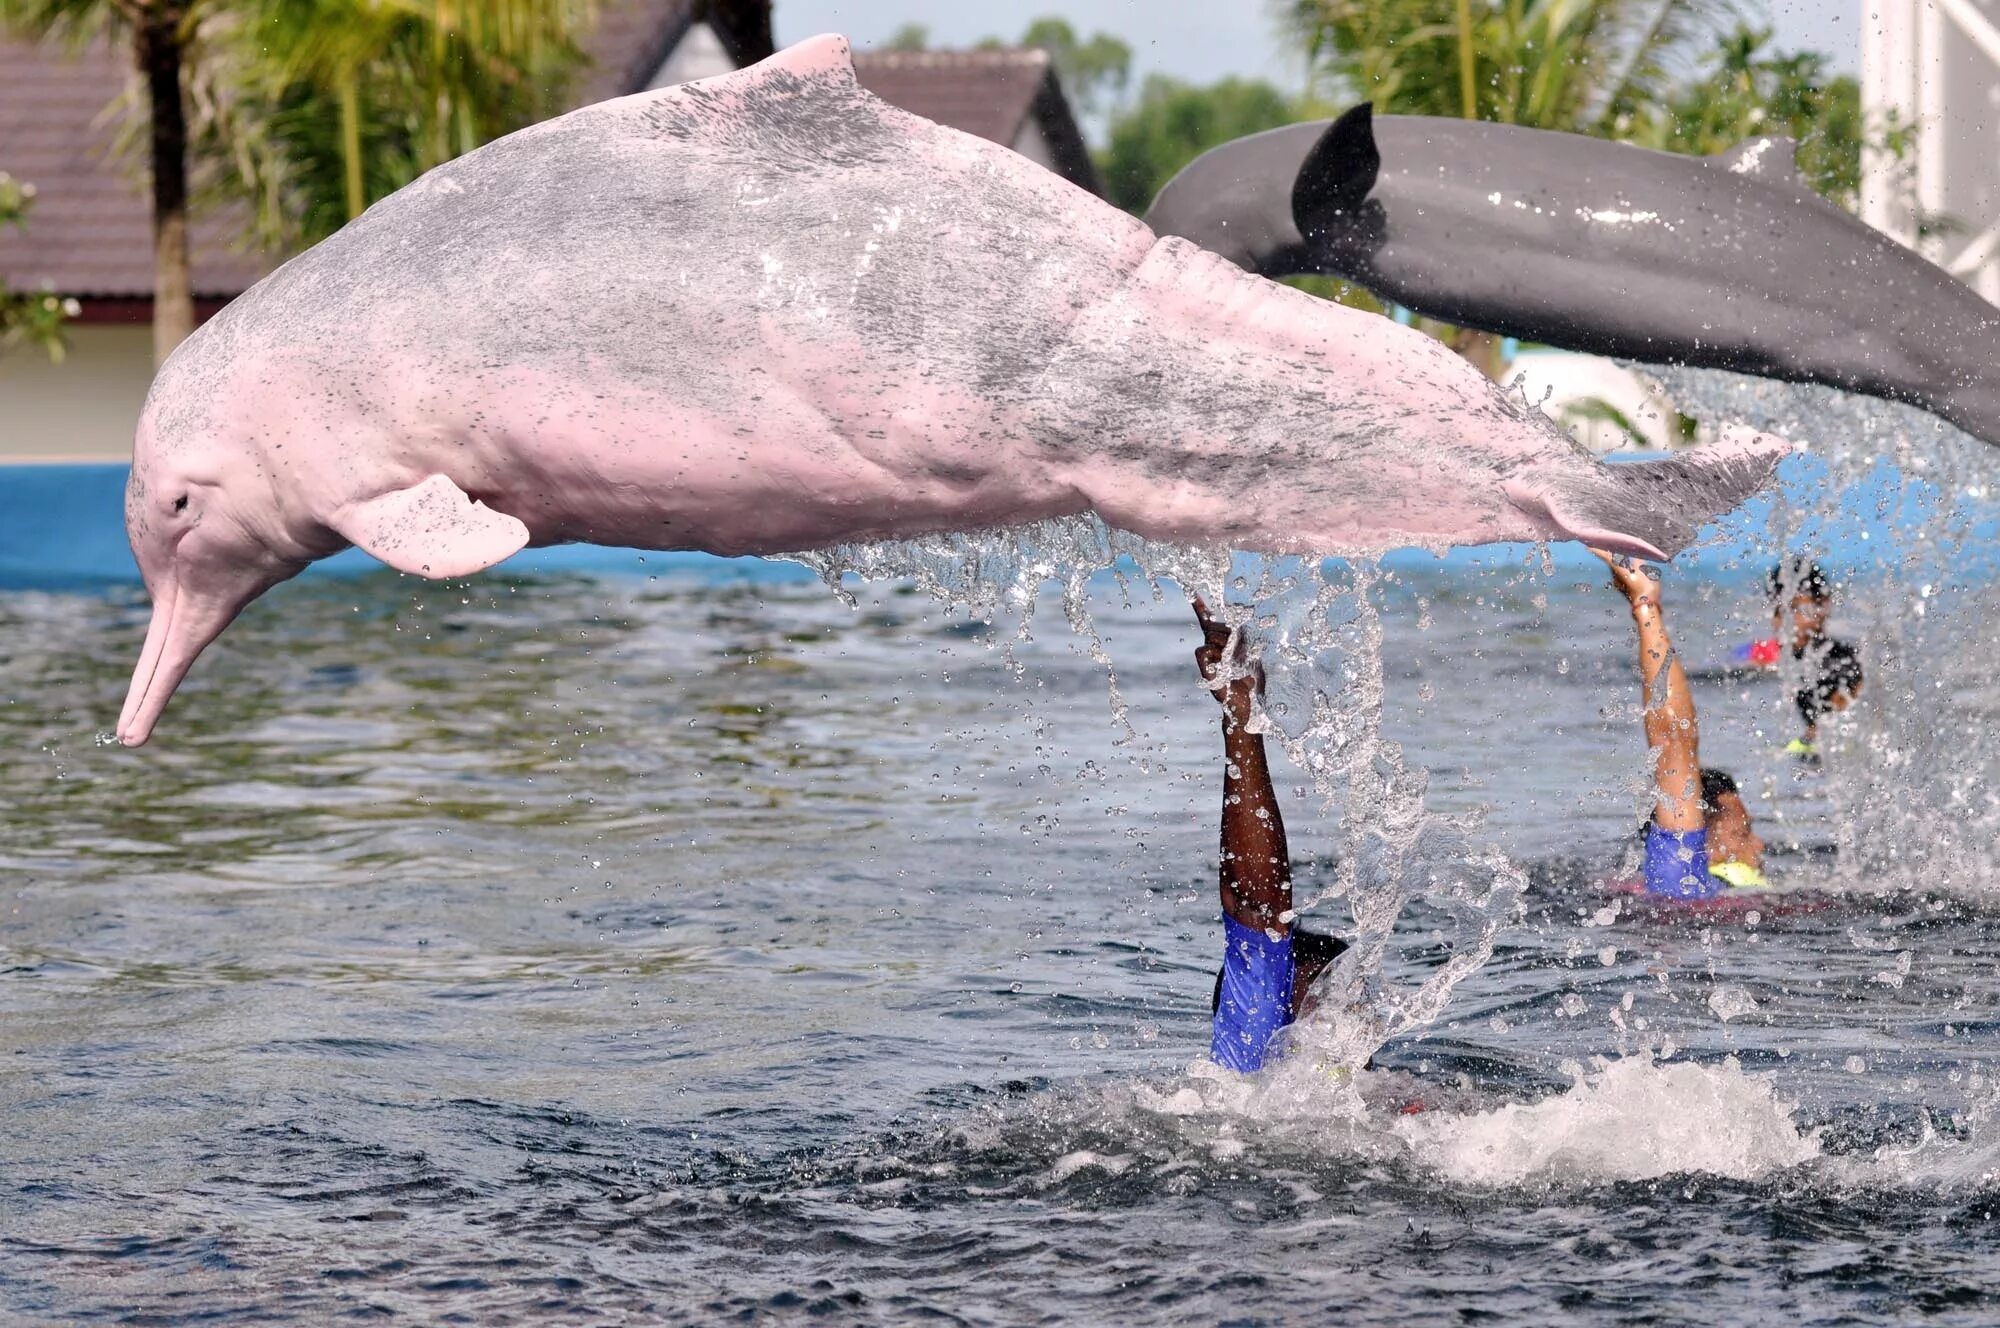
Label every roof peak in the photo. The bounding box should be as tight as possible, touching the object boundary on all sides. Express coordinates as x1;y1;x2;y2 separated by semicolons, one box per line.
852;47;1052;69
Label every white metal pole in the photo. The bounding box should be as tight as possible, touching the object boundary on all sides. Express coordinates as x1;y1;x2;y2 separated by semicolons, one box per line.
1861;0;1917;239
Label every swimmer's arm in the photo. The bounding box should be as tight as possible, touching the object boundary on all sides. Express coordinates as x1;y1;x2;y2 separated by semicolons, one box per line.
1594;550;1703;833
1193;599;1292;932
1220;696;1292;931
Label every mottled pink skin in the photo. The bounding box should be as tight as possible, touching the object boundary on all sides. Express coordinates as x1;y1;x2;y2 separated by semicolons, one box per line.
203;348;1093;557
119;34;1786;746
1048;239;1572;552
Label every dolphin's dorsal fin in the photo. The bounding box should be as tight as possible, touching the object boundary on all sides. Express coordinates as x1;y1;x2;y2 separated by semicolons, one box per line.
1292;103;1381;238
753;33;857;86
1714;136;1802;181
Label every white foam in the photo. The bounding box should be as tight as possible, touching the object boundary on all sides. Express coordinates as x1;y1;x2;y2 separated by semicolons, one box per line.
1132;1055;1821;1185
1047;1150;1132;1183
1394;1056;1820;1184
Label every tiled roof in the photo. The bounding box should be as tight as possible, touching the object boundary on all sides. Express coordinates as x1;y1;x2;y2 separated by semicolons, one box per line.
853;48;1101;196
0;35;268;301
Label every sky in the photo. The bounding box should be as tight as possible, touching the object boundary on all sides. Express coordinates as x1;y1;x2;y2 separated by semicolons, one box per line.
776;0;1862;94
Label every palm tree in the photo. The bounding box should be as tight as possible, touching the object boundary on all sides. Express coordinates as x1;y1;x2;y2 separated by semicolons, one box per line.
227;0;594;246
1;0;201;362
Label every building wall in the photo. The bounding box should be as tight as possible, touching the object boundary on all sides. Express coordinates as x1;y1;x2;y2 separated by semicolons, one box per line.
0;324;152;461
1863;0;2000;304
647;22;736;89
1009;120;1058;175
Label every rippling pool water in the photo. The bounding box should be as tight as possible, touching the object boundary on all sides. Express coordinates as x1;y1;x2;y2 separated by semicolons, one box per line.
6;558;2000;1325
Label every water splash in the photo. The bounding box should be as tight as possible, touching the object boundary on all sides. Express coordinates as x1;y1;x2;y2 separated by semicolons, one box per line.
1395;1055;1819;1184
789;519;1523;1086
790;367;2000;1148
1078;1053;1818;1185
1639;366;2000;901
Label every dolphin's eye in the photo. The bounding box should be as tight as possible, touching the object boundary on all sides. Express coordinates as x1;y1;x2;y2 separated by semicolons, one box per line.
173;495;189;513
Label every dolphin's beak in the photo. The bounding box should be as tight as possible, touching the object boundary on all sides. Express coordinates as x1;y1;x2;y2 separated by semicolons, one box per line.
118;576;178;745
117;554;292;747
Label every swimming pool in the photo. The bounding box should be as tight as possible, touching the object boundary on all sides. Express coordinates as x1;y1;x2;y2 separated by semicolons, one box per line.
5;549;1997;1324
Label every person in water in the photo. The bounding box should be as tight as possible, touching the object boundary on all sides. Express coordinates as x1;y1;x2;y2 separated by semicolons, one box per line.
1192;598;1348;1071
1596;549;1770;897
1767;558;1863;758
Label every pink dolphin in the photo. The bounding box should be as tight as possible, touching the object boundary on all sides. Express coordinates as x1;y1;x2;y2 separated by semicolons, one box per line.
118;34;1786;746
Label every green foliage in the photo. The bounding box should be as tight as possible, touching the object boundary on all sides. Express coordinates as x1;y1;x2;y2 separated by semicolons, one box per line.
1018;16;1131;121
1639;25;1863;205
0;170;32;228
0;0;118;51
1098;74;1301;213
0;173;77;362
883;21;929;52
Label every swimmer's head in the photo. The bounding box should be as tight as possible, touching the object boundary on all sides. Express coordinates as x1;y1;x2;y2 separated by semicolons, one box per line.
1769;558;1831;604
1770;557;1832;647
1699;768;1765;872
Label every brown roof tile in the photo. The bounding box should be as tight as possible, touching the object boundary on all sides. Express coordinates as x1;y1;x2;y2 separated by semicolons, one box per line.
853;48;1101;196
852;48;1051;151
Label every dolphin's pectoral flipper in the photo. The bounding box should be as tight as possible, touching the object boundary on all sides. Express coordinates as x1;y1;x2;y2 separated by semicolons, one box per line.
331;474;531;578
1291;103;1381;240
1502;428;1789;561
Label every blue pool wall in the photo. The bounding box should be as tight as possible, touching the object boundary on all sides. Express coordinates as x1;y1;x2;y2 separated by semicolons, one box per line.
1;457;1987;593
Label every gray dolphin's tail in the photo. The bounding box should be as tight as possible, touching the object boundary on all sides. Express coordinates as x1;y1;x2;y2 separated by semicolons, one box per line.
1503;427;1791;560
1291;103;1381;241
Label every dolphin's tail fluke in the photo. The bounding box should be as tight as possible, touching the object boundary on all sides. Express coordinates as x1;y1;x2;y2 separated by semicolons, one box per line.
1503;426;1791;560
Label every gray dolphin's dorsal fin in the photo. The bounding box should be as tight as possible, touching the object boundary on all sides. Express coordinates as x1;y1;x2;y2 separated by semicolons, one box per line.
1292;103;1382;239
1714;136;1802;181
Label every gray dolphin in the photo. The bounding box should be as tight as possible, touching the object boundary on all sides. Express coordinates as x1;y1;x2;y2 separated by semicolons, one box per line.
1143;105;2000;447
